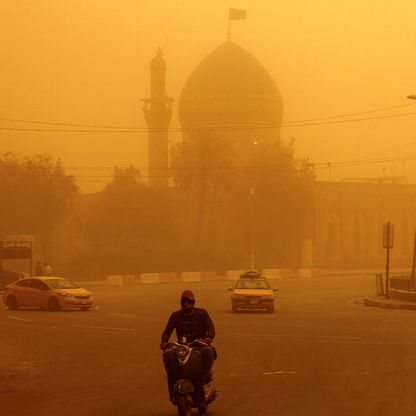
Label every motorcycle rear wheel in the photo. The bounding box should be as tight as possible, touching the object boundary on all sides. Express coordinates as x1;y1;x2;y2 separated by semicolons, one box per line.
176;394;192;416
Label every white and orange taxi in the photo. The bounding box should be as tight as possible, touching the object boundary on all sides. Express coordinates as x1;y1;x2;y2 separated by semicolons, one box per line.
229;271;277;313
3;276;95;311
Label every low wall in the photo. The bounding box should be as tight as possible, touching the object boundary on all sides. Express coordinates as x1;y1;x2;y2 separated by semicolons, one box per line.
226;270;247;280
140;272;180;284
107;274;136;286
159;272;181;284
181;272;217;282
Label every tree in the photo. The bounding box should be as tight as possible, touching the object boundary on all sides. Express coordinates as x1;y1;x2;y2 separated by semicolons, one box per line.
238;139;315;268
171;131;233;246
84;165;180;274
0;152;78;258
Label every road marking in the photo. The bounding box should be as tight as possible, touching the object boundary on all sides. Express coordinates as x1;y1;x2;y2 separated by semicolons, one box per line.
263;371;297;375
109;312;137;318
69;396;103;402
69;324;136;332
219;332;361;341
8;316;32;322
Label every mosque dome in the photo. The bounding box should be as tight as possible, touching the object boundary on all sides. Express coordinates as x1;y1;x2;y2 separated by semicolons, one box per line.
179;41;283;129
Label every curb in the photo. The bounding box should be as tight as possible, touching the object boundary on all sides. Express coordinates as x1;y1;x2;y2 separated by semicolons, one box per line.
364;297;416;310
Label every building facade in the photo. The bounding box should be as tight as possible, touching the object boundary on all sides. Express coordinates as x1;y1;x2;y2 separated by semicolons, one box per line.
315;180;416;268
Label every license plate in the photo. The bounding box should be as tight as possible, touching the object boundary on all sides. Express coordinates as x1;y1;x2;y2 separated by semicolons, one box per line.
249;299;258;304
80;299;88;304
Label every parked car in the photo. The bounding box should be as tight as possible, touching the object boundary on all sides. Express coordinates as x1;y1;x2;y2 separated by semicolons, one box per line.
3;276;95;311
229;271;277;313
0;270;25;290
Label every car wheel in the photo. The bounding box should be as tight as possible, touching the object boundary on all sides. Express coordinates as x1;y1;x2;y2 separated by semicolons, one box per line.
268;305;275;313
231;304;237;313
47;297;60;311
6;296;18;310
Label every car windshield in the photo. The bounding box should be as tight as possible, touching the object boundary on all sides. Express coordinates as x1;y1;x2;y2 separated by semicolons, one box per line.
235;279;271;290
45;279;79;289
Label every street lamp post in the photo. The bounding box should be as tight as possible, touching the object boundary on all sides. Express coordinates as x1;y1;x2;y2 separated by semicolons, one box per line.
249;187;255;270
406;95;416;278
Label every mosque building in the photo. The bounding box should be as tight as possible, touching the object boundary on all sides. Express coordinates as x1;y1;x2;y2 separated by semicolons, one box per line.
145;40;416;271
44;39;416;275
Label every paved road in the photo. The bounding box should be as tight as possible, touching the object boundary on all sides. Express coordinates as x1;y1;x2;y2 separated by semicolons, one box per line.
2;275;416;416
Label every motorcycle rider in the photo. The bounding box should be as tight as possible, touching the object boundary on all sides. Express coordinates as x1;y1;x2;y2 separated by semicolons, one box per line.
160;290;216;404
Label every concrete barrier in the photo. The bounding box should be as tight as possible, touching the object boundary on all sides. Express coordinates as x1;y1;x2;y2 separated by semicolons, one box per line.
140;273;161;284
278;268;297;278
181;272;202;282
200;271;217;281
159;273;181;284
107;274;136;286
226;270;247;280
297;268;312;278
262;268;281;279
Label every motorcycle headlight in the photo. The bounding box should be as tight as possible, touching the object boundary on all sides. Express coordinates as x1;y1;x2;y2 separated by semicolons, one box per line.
176;345;189;358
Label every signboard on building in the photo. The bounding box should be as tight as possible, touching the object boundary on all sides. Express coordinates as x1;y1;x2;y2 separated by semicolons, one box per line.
1;240;32;259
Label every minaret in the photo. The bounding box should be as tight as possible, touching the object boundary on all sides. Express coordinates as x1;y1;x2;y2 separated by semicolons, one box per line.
142;48;174;188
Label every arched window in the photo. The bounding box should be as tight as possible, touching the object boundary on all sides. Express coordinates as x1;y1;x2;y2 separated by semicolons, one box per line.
327;221;336;258
401;216;409;255
326;207;340;259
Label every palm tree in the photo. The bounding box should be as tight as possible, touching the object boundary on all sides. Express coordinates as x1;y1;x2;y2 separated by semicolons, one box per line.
171;131;233;247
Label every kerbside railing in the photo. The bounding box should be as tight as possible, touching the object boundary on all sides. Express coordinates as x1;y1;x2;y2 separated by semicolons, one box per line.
389;275;416;292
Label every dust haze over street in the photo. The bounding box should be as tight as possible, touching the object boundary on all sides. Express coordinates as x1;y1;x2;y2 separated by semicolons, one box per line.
2;275;416;416
3;2;416;415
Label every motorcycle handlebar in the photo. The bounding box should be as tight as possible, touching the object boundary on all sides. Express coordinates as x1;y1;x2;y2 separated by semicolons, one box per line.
165;339;209;349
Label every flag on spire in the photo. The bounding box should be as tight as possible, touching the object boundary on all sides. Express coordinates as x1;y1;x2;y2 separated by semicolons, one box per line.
229;8;247;20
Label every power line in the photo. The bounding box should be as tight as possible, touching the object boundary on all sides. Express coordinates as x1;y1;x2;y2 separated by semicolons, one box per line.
0;117;138;130
282;102;416;124
1;102;415;130
2;108;416;134
1;155;416;180
353;140;416;160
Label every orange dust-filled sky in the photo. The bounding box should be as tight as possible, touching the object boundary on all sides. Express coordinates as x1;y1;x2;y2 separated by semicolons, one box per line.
2;0;416;192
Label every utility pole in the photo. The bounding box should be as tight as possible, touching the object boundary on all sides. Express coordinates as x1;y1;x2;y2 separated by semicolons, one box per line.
249;187;255;270
383;222;394;298
412;228;416;279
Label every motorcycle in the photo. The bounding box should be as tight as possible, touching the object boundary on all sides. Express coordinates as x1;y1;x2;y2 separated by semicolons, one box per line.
163;339;217;416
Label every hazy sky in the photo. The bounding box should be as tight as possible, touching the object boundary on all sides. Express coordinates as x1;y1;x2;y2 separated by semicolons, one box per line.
2;0;416;191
